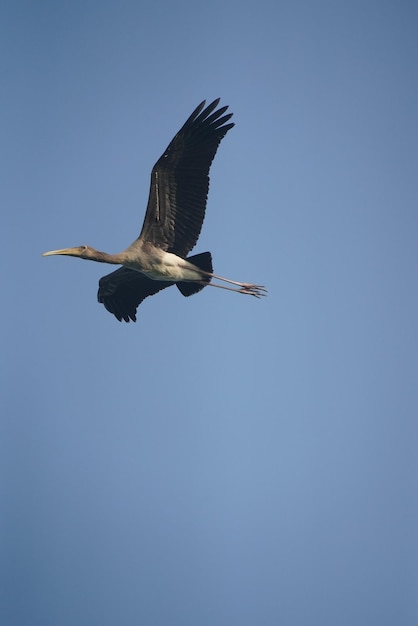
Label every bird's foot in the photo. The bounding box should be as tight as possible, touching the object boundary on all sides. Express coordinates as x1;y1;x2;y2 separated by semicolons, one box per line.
239;284;267;298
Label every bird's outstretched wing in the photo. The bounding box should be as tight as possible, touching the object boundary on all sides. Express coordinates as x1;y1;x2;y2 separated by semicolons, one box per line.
98;267;173;322
136;99;234;257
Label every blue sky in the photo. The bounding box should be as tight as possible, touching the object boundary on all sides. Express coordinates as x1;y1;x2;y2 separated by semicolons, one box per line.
2;1;417;624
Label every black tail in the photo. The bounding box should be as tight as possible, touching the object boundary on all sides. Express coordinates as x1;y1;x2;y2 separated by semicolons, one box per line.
176;252;213;297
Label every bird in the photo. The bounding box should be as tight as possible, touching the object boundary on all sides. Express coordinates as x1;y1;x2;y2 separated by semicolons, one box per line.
43;99;266;322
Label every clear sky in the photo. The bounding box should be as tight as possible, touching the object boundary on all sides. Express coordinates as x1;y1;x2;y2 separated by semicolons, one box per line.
2;1;417;624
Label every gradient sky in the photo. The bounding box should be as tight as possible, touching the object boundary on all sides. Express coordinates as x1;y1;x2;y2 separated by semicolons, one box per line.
2;1;418;625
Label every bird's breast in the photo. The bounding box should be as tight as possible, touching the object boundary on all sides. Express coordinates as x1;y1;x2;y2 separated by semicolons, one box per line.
124;251;203;282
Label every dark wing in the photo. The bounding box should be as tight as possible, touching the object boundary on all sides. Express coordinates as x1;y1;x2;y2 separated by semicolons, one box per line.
97;267;173;322
136;99;234;257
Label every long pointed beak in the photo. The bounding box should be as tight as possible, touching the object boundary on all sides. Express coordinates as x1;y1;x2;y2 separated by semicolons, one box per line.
43;248;80;257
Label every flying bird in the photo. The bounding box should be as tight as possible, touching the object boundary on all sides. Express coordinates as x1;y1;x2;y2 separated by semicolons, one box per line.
43;99;266;322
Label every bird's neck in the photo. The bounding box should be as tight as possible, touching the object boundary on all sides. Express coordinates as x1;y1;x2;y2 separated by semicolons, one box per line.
87;248;126;265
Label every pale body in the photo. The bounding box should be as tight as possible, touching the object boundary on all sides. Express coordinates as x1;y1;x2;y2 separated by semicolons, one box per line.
123;247;205;282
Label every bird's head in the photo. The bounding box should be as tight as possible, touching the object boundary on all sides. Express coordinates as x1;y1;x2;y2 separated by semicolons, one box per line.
43;245;96;260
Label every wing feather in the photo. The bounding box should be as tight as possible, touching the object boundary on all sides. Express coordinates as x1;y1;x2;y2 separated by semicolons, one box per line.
137;99;234;257
97;267;173;322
